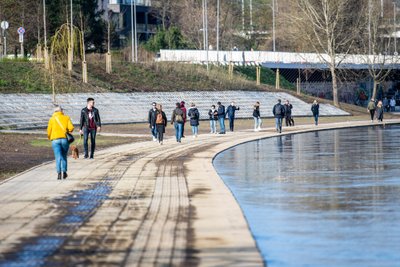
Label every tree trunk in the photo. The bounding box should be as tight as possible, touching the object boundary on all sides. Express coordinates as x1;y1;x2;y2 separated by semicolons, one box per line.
330;66;339;107
372;79;378;100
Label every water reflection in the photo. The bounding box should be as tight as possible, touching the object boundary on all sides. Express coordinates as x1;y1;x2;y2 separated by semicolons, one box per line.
214;125;400;267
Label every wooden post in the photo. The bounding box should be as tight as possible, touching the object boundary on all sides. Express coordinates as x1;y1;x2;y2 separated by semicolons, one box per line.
229;62;234;79
296;78;301;95
36;44;43;60
106;52;112;74
256;66;261;85
82;61;88;83
275;68;280;89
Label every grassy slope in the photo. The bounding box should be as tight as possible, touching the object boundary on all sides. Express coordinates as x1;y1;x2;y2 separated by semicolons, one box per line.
0;57;367;115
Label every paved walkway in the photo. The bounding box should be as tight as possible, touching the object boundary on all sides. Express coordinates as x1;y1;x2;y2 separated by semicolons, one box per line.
0;119;399;266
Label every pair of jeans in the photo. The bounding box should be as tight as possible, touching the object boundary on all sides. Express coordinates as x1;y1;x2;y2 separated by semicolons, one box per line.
151;125;157;139
174;122;183;142
156;124;165;142
254;117;261;129
84;128;97;158
52;138;69;173
285;116;294;126
218;117;225;133
314;114;319;125
192;125;199;136
275;117;283;131
369;110;375;121
209;120;217;133
228;117;235;131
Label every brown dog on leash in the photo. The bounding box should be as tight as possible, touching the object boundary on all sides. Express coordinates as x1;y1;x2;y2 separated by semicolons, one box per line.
71;145;79;159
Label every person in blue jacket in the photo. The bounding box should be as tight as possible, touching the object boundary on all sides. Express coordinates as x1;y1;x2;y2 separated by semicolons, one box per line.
226;102;240;132
217;101;226;134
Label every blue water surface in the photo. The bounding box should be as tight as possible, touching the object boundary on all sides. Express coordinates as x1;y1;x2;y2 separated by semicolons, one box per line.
214;125;400;267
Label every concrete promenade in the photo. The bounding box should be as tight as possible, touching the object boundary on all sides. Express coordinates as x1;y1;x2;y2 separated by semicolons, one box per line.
0;119;399;266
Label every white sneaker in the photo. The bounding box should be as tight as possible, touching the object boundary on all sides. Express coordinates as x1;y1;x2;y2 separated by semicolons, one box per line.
153;137;157;142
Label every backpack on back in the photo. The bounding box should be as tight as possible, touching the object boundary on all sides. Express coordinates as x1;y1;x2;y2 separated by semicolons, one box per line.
274;104;283;115
156;113;164;124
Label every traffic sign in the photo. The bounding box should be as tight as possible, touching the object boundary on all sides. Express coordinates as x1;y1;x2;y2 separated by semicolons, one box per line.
17;27;25;35
1;21;9;30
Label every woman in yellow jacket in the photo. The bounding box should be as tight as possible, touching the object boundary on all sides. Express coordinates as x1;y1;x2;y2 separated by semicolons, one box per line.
47;106;74;180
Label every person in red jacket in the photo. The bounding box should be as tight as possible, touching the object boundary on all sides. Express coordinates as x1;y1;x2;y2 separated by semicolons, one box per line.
180;101;187;138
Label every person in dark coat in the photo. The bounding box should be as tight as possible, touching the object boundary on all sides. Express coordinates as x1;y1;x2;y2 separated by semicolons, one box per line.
155;104;167;145
226;102;240;132
208;105;218;133
171;102;185;143
188;103;200;138
79;97;101;159
284;100;294;127
253;102;261;131
148;102;158;141
180;101;187;138
272;99;285;133
217;101;226;134
311;100;320;126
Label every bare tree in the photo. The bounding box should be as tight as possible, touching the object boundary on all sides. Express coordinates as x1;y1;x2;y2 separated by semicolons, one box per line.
362;0;397;100
293;0;365;107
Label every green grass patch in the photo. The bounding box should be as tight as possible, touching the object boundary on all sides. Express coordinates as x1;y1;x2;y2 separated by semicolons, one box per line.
234;66;295;90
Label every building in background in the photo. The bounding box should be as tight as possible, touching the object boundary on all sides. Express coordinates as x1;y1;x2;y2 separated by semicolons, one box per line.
107;0;158;47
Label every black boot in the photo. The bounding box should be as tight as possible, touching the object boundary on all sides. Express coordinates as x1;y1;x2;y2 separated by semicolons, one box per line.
57;173;61;180
63;172;68;179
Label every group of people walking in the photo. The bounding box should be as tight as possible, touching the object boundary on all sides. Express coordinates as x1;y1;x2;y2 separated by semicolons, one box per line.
47;98;101;180
148;99;299;143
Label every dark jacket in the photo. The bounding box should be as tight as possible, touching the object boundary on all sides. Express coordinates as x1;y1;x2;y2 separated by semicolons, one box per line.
217;105;226;119
80;107;101;130
171;107;184;124
284;104;293;116
155;110;168;133
226;105;240;118
188;107;200;126
273;103;285;118
208;109;218;120
253;106;260;118
148;108;157;126
311;104;320;116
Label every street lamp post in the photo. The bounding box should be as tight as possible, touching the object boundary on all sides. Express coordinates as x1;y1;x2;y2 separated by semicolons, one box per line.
205;0;209;72
394;2;398;55
216;0;220;65
43;0;49;69
131;0;134;62
272;0;276;52
134;0;138;62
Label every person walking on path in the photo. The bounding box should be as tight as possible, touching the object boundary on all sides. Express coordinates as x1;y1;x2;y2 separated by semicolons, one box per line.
273;99;285;133
311;100;320;126
217;102;226;134
180;101;187;138
390;97;396;112
155;104;167;145
188;103;200;138
47;106;74;180
367;99;376;122
171;102;185;143
376;100;384;122
226;102;240;132
253;102;261;131
79;97;101;159
148;102;158;141
284;100;294;127
208;105;218;134
383;97;389;112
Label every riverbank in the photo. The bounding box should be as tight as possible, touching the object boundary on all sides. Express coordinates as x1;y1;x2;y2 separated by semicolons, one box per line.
0;119;399;266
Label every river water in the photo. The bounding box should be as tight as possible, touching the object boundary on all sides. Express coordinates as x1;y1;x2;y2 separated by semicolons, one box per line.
214;125;400;267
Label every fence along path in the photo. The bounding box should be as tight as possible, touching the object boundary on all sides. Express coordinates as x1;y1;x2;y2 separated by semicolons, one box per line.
0;91;348;129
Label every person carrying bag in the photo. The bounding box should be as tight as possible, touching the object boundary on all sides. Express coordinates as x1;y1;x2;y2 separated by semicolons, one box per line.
47;106;74;180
